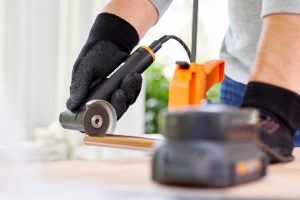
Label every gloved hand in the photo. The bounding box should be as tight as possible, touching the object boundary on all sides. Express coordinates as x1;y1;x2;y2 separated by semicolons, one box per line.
241;82;300;163
66;13;142;119
110;73;142;119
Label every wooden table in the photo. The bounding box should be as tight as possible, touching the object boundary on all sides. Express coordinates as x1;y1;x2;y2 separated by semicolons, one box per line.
1;149;300;199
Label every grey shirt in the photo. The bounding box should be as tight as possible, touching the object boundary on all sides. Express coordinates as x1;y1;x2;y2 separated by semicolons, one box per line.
150;0;300;84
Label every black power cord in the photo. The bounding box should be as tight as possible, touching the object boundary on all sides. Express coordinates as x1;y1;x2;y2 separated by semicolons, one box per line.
149;35;192;62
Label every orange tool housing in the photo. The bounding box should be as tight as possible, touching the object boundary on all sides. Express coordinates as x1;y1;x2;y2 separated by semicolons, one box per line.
168;60;225;111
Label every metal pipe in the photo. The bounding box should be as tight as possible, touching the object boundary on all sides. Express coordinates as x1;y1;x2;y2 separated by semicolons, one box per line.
191;0;198;62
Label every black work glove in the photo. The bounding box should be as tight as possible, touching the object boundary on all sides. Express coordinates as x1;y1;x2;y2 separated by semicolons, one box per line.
66;13;142;119
241;82;300;163
110;73;142;119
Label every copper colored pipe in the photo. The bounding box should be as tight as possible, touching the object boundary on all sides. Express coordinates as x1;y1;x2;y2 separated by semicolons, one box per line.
84;134;158;151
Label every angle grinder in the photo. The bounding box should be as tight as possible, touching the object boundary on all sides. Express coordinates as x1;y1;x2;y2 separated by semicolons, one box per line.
152;104;269;187
59;35;191;135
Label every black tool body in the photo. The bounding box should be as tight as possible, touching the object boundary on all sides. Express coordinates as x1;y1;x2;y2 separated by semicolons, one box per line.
81;46;154;109
152;105;269;187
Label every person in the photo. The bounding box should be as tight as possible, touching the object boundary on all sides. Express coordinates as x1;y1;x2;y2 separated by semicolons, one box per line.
66;0;300;162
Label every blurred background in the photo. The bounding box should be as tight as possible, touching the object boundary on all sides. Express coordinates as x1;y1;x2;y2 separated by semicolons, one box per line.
0;0;229;161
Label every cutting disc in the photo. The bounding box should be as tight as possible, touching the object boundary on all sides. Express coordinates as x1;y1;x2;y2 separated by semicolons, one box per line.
83;100;117;136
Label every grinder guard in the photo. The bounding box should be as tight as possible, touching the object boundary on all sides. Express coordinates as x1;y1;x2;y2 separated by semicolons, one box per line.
59;100;117;135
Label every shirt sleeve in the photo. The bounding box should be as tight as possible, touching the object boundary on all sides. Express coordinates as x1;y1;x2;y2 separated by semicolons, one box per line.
262;0;300;18
149;0;173;18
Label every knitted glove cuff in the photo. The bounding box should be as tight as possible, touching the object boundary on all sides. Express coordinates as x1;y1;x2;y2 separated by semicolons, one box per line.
241;81;300;134
85;12;139;54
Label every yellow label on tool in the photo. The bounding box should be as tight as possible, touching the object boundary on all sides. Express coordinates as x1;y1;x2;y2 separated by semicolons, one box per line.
235;158;262;176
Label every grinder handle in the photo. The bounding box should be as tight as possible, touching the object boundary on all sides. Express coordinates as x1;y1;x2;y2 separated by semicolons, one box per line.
79;46;155;110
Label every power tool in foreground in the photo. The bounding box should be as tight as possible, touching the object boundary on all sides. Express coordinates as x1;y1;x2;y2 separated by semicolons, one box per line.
152;105;268;187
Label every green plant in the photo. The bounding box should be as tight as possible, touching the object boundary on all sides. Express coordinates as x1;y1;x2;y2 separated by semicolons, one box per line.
206;83;221;102
145;63;169;134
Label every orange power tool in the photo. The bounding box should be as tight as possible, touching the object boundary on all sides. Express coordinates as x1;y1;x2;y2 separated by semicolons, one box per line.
169;60;224;111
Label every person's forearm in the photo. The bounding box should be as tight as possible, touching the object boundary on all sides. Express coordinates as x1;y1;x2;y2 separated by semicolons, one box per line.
250;14;300;94
103;0;158;39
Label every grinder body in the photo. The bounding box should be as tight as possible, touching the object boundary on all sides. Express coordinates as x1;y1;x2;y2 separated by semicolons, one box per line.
59;46;155;135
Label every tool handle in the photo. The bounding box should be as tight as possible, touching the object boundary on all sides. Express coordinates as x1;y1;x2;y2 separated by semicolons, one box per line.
80;46;155;109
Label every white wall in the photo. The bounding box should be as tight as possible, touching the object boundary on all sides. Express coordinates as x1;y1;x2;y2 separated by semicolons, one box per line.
0;0;144;141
